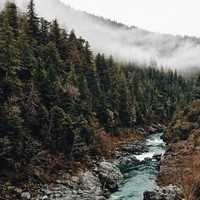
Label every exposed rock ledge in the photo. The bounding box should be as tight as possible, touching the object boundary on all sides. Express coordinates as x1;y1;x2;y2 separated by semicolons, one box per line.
34;161;123;200
143;185;184;200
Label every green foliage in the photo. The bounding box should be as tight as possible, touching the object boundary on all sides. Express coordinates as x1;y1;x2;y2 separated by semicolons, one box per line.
0;1;193;171
193;74;200;100
26;0;39;38
164;100;200;143
4;2;18;37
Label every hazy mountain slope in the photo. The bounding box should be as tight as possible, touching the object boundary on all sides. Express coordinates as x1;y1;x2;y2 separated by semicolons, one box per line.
1;0;200;71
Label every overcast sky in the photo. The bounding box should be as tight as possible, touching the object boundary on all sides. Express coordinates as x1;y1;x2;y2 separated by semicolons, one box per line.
61;0;200;37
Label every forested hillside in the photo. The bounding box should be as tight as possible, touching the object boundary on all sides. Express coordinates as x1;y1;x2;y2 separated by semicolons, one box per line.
0;0;193;191
6;0;200;72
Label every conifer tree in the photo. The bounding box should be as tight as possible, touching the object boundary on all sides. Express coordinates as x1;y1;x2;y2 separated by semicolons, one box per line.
4;2;18;37
95;54;110;92
0;14;21;81
27;0;39;38
77;74;93;116
193;74;200;100
50;19;61;47
40;17;50;44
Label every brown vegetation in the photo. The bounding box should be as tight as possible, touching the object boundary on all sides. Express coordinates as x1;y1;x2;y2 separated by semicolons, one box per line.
159;100;200;200
92;128;144;158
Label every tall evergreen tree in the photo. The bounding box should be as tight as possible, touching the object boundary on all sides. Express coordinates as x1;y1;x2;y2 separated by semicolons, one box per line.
50;19;60;47
193;74;200;100
39;17;50;44
27;0;39;38
0;14;21;81
4;2;18;37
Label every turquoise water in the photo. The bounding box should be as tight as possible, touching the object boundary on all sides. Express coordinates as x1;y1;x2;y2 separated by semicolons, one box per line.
110;133;165;200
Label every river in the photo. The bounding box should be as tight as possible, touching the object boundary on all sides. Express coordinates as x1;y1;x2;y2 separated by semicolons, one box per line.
109;133;165;200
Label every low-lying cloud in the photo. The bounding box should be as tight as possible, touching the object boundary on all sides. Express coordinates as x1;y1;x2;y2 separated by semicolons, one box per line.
2;0;200;71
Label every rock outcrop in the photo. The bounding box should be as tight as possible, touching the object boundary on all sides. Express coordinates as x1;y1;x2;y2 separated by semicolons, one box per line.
38;170;105;200
143;185;184;200
118;156;140;171
37;161;123;199
98;161;123;192
158;101;200;200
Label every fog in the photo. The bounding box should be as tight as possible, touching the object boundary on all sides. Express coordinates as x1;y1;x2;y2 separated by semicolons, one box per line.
1;0;200;71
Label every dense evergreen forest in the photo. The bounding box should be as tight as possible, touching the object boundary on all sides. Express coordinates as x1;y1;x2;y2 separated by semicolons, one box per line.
0;0;194;181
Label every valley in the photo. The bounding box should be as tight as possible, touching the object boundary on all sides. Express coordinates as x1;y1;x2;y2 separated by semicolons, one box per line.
0;1;200;200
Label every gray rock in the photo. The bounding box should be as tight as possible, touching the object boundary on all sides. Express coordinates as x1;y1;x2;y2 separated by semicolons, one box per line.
98;161;123;192
80;171;100;189
143;185;184;200
148;124;164;134
138;127;146;135
39;171;105;200
41;196;48;200
119;142;146;155
40;184;73;200
119;156;140;169
21;192;31;200
148;127;157;134
153;153;162;161
79;170;103;198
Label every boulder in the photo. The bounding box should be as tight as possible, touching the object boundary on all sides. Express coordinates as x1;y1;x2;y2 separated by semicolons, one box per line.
79;171;103;198
40;184;73;200
119;142;145;154
143;185;184;200
149;124;165;134
98;161;123;192
119;156;140;170
21;192;31;200
39;171;105;200
152;153;162;161
148;127;157;134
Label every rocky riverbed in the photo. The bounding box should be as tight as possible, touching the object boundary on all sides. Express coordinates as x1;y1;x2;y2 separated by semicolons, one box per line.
3;124;174;200
35;139;147;200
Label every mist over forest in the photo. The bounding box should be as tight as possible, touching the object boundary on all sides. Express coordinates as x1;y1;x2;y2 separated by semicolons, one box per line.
1;0;200;72
1;1;200;200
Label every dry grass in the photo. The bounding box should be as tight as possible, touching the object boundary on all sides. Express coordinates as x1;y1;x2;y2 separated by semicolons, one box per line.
94;128;144;158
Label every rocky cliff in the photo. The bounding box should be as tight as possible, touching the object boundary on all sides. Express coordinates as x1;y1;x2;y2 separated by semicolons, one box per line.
158;101;200;200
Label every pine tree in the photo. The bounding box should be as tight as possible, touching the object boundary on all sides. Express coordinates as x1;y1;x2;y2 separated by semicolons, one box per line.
66;30;82;73
50;19;60;47
39;17;50;44
118;72;132;127
27;0;39;38
95;54;110;92
41;41;63;73
0;14;21;81
48;106;74;153
4;2;18;37
77;74;93;116
193;74;200;100
17;31;37;77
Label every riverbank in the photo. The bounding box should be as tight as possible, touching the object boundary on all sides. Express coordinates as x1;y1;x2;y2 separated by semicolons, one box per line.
0;128;143;200
155;101;200;200
0;124;165;200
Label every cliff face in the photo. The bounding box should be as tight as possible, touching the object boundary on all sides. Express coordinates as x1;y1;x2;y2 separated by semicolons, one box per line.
158;101;200;200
